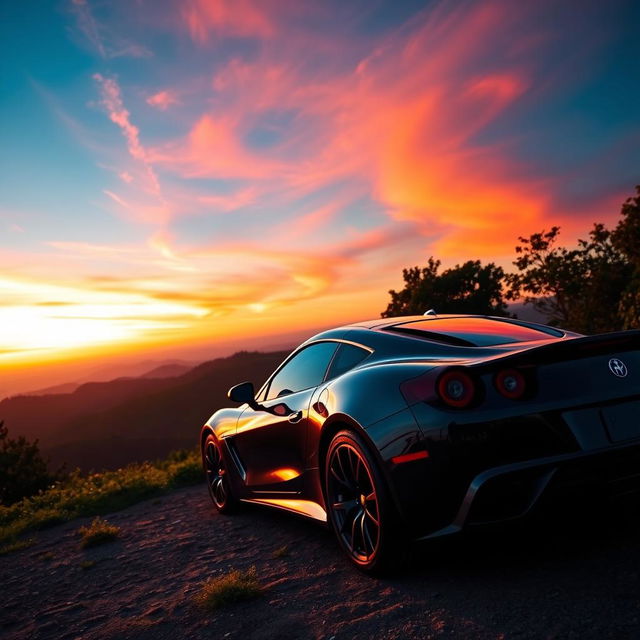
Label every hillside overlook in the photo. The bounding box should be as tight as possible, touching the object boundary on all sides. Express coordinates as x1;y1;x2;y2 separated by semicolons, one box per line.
3;484;640;639
0;351;287;471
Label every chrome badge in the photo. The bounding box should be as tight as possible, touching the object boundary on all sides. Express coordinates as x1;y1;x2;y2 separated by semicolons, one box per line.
608;358;628;378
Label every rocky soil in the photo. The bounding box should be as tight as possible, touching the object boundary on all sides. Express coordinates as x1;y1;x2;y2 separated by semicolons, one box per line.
2;485;640;639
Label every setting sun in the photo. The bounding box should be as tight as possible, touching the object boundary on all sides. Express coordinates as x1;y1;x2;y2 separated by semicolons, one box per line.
0;277;206;360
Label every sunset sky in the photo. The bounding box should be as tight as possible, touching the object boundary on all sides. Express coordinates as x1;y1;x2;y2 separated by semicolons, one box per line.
1;0;639;393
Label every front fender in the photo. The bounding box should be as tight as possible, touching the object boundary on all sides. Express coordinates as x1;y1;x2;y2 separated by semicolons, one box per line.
201;407;242;446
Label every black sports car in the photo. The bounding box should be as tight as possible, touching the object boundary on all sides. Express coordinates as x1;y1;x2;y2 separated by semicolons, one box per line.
200;314;640;572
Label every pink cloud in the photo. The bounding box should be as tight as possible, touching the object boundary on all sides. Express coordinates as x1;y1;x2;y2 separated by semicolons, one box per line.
94;74;174;225
150;114;285;180
196;187;258;212
103;190;171;225
146;90;180;111
93;74;146;161
181;0;275;43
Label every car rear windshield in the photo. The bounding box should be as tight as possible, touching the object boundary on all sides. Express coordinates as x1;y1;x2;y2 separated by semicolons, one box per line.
385;317;563;346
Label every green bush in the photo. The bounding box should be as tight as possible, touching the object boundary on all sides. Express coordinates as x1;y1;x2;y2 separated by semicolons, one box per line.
167;457;203;488
78;517;120;548
0;448;203;548
0;420;64;506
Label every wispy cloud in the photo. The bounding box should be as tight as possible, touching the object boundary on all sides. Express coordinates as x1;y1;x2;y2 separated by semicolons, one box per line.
93;73;170;223
70;0;152;59
93;75;150;165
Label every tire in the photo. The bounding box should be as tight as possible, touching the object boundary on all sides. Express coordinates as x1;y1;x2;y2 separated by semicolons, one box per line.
202;434;237;514
325;429;405;574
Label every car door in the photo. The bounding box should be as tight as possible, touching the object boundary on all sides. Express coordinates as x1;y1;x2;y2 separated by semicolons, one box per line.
232;341;338;495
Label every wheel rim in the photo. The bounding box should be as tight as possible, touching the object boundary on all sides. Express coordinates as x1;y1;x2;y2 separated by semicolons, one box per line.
204;441;227;508
327;442;380;563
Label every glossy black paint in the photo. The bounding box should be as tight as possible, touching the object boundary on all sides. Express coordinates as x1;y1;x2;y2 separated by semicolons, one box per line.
201;314;640;541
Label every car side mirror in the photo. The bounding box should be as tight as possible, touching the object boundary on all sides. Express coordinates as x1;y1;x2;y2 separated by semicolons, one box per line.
228;381;258;408
227;382;294;418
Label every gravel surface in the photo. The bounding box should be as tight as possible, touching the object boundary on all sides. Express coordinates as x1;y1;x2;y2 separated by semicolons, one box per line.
2;485;640;639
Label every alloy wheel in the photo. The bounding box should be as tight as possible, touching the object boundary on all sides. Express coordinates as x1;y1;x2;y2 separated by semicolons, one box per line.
327;442;381;563
204;440;227;509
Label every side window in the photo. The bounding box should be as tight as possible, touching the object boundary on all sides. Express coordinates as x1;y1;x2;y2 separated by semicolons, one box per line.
326;343;370;381
266;342;338;400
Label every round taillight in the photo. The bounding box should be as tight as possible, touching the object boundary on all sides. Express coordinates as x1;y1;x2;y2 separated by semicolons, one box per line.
495;369;526;399
437;370;475;408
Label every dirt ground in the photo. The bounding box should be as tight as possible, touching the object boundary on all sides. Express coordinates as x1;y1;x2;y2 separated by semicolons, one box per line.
2;484;640;639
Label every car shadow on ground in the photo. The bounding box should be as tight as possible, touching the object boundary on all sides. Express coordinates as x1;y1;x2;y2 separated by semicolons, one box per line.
207;489;640;581
406;493;640;578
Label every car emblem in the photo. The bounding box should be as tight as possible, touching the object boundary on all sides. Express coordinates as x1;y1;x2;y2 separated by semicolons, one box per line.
608;358;628;378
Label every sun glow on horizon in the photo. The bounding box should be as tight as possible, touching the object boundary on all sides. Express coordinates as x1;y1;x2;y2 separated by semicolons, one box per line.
0;276;207;360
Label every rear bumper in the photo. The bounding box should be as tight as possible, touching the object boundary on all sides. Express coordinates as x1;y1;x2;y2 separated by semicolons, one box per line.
417;439;640;540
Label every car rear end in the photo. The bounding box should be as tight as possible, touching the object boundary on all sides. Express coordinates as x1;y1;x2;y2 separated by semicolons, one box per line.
392;324;640;538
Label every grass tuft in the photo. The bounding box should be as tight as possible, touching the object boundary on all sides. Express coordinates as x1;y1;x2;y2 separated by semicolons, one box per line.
194;567;263;610
0;537;35;556
78;517;120;548
0;448;202;548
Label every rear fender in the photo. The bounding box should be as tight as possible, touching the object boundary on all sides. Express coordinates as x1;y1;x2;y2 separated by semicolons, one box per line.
315;411;425;526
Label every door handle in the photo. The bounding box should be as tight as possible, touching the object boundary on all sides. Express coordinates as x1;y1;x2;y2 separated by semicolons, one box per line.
288;410;303;424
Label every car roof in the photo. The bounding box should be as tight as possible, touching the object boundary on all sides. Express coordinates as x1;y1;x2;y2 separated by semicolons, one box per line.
304;314;569;349
345;314;465;330
308;314;527;336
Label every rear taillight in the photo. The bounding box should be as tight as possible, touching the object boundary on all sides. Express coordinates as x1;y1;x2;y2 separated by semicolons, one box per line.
437;369;476;408
399;369;439;405
494;368;526;399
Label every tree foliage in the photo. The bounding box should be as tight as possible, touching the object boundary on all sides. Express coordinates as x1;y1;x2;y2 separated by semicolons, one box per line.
383;185;640;333
505;224;630;333
382;258;509;317
0;420;61;506
614;185;640;329
507;185;640;333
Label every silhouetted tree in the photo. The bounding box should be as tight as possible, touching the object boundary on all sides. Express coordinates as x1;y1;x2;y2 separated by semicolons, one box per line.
613;185;640;329
507;186;639;333
382;258;509;317
0;420;61;506
384;186;639;332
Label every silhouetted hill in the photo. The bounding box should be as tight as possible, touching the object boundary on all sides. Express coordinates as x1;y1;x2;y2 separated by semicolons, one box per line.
139;363;193;378
25;382;81;396
0;350;287;471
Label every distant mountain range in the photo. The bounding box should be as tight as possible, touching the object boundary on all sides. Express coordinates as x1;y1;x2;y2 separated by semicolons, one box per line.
0;351;287;472
22;361;195;397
